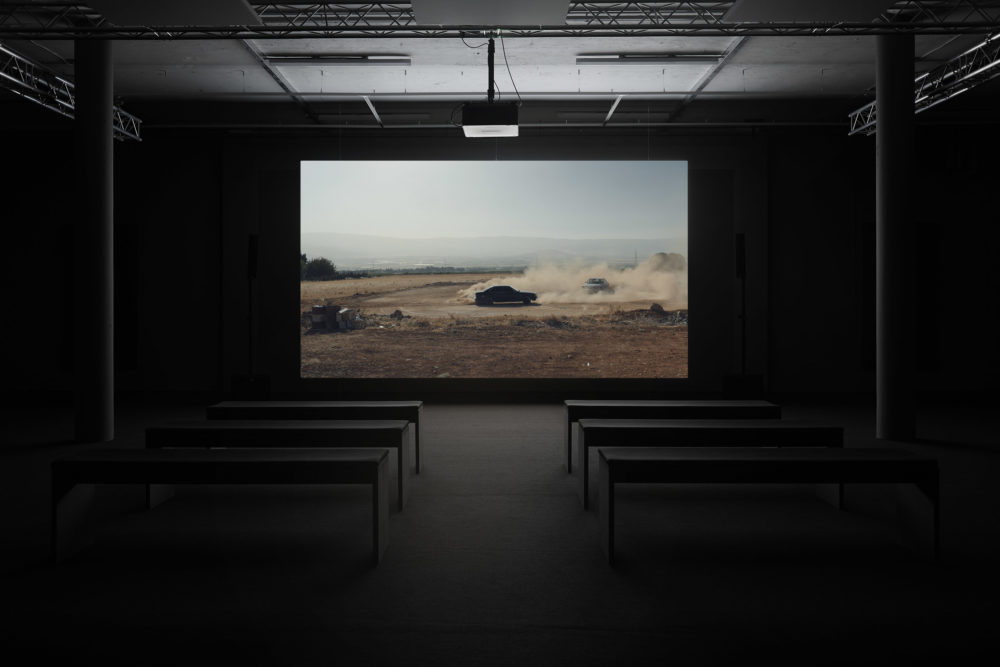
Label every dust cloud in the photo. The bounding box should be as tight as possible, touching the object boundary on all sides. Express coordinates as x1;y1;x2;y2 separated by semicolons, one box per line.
461;252;687;308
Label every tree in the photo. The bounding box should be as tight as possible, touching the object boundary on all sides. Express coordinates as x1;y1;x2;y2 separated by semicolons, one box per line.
303;256;337;281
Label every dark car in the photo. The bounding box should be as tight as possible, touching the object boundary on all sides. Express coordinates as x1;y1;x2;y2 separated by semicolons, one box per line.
474;285;537;305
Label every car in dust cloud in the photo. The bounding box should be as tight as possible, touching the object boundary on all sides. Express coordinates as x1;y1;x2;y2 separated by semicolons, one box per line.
582;277;614;294
474;285;538;305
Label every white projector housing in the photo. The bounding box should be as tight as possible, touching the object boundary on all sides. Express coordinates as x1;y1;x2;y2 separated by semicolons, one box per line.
462;102;519;138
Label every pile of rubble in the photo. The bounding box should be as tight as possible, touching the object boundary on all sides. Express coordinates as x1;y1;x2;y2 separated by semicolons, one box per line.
304;304;363;333
612;304;689;325
650;304;688;325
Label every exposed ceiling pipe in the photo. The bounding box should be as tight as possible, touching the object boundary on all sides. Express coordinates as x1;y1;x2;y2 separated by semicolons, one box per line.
362;95;384;127
239;39;322;124
603;95;624;126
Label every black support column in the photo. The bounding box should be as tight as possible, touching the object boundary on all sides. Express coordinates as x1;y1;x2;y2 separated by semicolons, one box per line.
875;34;915;441
74;40;114;442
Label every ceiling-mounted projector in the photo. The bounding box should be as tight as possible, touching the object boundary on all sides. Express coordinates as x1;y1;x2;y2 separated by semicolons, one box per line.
461;33;519;138
462;102;519;137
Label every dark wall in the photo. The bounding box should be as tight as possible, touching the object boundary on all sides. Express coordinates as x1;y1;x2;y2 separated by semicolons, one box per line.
114;136;224;393
2;129;77;395
911;126;1000;393
4;114;996;400
1;126;224;397
762;124;1000;397
765;129;876;394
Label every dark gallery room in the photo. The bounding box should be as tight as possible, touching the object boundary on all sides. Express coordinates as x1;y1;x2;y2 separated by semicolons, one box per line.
2;1;1000;664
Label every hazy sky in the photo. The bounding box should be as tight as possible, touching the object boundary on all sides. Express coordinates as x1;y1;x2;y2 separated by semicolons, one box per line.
301;160;687;240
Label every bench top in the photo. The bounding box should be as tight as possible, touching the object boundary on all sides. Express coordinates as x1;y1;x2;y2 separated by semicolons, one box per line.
598;446;933;464
146;420;410;448
597;447;937;487
52;447;390;487
148;419;409;431
579;419;836;430
208;400;422;410
55;447;389;465
566;400;778;408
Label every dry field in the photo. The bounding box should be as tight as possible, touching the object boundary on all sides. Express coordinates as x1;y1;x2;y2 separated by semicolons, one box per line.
300;273;687;379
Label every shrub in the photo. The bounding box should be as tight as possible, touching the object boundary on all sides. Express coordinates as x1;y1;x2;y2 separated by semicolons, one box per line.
304;257;337;281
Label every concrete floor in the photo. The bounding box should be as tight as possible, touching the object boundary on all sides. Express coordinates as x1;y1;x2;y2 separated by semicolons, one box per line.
1;398;997;665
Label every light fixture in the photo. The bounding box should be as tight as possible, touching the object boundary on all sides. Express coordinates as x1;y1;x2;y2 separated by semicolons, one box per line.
461;34;518;138
265;55;411;66
576;54;724;65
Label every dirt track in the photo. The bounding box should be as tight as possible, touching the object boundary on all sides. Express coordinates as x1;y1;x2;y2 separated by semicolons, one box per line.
300;273;687;379
301;274;661;319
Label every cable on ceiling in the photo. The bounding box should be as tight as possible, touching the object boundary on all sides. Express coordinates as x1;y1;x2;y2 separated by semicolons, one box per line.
499;29;522;106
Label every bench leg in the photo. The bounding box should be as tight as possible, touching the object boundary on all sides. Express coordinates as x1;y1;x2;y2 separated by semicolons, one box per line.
896;482;939;562
396;434;410;512
599;457;615;565
580;439;592;510
373;458;389;565
53;483;95;562
146;483;175;509
566;413;573;473
414;418;420;475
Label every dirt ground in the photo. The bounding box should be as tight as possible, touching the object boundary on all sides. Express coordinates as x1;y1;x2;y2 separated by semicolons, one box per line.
300;274;687;378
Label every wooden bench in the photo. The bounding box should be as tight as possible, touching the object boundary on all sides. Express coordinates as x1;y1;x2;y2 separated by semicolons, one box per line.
146;419;410;511
206;401;424;473
564;400;781;473
51;447;390;565
598;446;939;566
578;419;843;509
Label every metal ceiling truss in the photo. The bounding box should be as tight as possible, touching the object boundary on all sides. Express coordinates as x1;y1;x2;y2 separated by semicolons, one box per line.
0;42;141;139
848;30;1000;134
2;2;1000;39
849;101;879;135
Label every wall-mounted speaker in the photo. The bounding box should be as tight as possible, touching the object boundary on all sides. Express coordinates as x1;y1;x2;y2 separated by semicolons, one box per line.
248;233;259;280
735;232;746;279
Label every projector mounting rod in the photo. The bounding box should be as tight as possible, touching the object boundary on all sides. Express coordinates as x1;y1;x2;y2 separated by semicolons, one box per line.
487;35;495;104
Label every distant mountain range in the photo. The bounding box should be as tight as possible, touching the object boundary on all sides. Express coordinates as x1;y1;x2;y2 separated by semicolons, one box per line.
301;232;687;269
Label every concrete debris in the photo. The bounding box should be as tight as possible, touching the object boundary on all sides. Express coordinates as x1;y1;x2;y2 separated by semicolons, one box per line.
303;304;364;332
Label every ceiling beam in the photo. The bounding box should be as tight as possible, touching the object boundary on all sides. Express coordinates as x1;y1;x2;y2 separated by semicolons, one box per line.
672;35;747;120
239;38;322;123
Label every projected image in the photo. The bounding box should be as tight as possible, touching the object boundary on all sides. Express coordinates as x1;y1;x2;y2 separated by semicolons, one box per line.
300;161;687;379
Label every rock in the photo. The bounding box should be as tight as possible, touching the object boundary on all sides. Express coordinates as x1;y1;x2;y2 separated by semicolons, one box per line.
650;303;665;314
